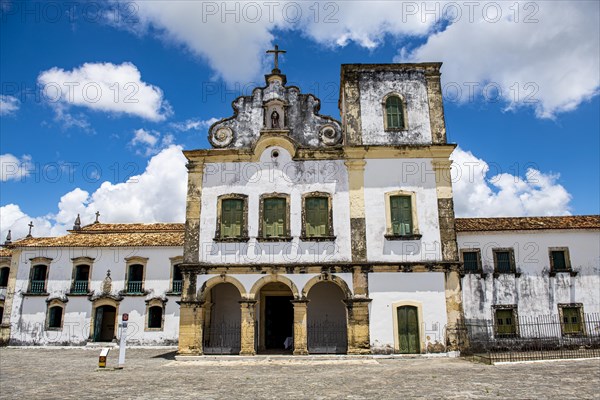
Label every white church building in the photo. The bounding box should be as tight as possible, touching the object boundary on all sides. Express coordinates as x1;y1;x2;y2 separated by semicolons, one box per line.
1;59;598;356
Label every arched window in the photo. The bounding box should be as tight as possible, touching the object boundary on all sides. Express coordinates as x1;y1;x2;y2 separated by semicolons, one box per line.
0;266;9;287
30;264;48;293
147;305;163;329
72;264;90;293
384;94;406;130
172;264;183;293
127;264;144;294
47;305;63;329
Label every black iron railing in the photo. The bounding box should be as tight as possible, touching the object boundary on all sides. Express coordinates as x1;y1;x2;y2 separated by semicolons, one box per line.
457;313;600;363
203;320;241;355
307;318;348;354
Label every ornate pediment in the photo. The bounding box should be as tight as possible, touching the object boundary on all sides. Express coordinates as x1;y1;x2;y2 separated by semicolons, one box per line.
208;57;342;149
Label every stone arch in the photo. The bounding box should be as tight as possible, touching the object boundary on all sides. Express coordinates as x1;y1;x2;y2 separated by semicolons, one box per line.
302;273;352;299
198;275;247;301
252;135;297;161
90;297;120;342
249;274;300;300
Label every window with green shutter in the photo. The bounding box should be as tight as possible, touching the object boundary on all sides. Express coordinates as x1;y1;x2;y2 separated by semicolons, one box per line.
390;195;412;235
305;197;329;237
462;251;480;272
551;250;567;271
562;307;583;335
385;96;404;129
221;198;244;238
495;309;517;336
263;197;286;237
494;250;513;273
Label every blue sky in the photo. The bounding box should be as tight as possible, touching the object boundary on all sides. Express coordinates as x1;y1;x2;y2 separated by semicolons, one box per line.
1;1;599;239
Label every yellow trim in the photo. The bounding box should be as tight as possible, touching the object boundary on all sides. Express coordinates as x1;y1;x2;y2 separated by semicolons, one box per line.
183;144;456;163
90;298;119;341
249;274;299;300
391;300;425;353
198;275;247;301
301;273;352;299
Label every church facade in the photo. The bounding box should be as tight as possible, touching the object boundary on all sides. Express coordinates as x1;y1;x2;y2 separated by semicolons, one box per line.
1;60;598;355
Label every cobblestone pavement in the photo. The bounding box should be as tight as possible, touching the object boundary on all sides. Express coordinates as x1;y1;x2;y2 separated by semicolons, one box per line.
1;348;599;399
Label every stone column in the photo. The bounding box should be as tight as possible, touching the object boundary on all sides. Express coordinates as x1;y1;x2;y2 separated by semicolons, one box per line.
425;64;447;144
239;300;257;356
444;270;463;351
183;160;204;264
177;301;205;355
344;298;372;354
341;68;363;146
345;159;367;262
291;300;309;355
352;266;369;298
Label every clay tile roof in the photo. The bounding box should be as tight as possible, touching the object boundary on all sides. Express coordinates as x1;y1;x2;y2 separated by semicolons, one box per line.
0;248;12;257
77;223;184;233
455;215;600;232
10;223;185;248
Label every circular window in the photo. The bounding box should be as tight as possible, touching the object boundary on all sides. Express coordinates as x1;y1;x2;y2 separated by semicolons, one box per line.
271;149;280;158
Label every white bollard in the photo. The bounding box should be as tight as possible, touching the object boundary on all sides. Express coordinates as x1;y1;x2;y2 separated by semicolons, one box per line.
117;313;129;369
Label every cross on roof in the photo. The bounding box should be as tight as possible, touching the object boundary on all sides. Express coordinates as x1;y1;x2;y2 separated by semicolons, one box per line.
26;221;33;238
266;44;286;72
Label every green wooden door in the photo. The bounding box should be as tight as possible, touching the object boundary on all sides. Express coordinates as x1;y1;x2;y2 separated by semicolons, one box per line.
397;306;420;354
93;307;104;342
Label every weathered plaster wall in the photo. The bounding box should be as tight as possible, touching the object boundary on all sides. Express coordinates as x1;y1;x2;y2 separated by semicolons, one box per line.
9;247;182;345
458;230;600;320
306;282;347;325
364;158;442;262
200;146;352;264
358;70;432;145
369;273;447;352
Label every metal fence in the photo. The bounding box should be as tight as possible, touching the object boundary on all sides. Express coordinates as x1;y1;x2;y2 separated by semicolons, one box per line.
307;318;348;354
457;313;600;363
203;320;241;355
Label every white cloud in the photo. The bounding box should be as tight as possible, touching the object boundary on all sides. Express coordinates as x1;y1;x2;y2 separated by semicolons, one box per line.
107;1;436;83
130;128;174;156
171;117;220;132
0;146;187;242
399;1;600;118
0;153;33;181
106;1;598;117
37;62;172;123
451;147;572;217
0;94;20;116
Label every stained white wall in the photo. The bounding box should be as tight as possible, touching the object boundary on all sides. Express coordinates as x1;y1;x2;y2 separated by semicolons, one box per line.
358;70;433;145
9;246;182;345
364;158;442;262
458;229;600;320
200;146;352;264
369;272;447;351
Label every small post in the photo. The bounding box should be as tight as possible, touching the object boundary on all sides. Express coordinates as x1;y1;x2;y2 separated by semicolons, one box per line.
117;313;129;369
98;348;110;368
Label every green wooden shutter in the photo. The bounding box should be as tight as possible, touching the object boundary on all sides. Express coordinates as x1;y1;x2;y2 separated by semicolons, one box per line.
386;96;404;129
306;197;328;237
496;251;511;273
264;198;286;237
463;252;479;272
221;199;243;237
563;308;582;334
551;251;567;271
390;196;412;235
496;309;515;336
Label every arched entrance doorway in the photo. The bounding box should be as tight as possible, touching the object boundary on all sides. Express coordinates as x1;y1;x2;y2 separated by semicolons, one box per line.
307;281;348;354
259;282;294;353
202;282;242;354
93;305;116;342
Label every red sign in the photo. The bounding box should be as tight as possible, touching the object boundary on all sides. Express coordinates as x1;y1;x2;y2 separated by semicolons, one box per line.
122;313;129;321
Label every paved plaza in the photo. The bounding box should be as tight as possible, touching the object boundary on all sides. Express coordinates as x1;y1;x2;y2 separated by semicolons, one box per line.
0;347;599;399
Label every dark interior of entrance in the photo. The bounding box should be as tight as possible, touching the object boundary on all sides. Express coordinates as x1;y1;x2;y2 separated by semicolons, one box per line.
264;296;293;349
94;305;116;342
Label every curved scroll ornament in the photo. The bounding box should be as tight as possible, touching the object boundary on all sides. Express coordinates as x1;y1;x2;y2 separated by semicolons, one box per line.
210;127;234;148
319;125;342;146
